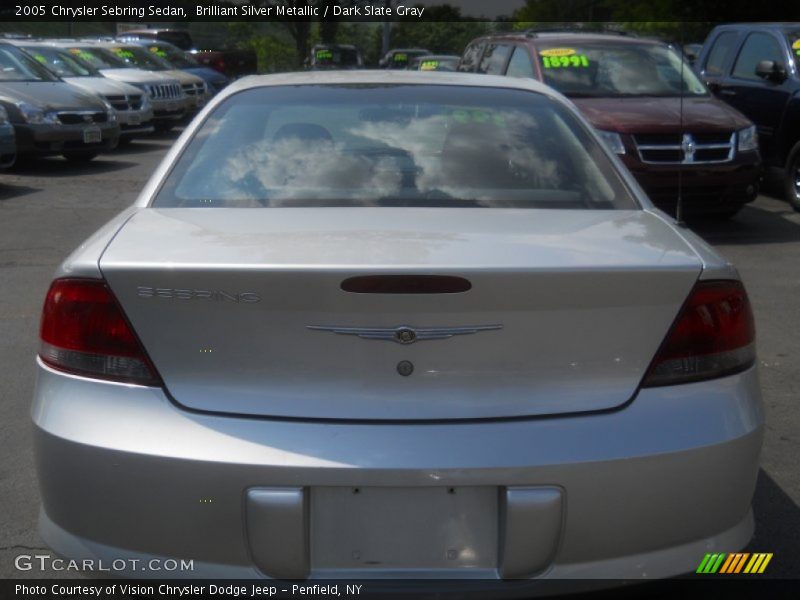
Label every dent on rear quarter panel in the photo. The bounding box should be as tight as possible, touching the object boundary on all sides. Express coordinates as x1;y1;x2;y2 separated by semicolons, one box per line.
54;207;140;280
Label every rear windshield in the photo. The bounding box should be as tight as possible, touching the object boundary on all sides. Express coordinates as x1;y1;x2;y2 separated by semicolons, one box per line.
23;46;99;78
0;45;59;82
536;42;708;97
153;84;637;210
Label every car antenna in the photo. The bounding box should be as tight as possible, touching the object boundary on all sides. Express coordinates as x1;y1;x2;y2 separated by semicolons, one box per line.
675;19;687;228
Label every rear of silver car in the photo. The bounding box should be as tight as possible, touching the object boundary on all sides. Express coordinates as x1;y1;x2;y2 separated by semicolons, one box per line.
32;73;763;582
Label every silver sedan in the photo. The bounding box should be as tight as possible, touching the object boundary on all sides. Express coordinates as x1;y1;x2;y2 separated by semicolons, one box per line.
32;71;763;583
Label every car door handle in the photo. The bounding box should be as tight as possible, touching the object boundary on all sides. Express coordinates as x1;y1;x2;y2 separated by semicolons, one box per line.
719;89;737;97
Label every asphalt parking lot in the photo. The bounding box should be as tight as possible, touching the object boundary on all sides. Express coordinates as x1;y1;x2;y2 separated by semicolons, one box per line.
0;137;798;579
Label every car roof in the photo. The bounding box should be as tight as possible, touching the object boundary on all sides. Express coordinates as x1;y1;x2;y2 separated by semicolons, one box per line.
222;69;563;98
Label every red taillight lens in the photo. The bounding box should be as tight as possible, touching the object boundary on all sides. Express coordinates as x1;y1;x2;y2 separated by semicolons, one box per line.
642;280;756;387
39;279;160;386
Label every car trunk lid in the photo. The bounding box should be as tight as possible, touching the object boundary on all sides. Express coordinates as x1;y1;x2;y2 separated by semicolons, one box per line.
99;208;702;420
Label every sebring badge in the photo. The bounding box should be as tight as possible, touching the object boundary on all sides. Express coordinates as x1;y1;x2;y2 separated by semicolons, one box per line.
306;324;503;345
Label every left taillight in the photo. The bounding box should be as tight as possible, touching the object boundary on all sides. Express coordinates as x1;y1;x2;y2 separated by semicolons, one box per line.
39;278;161;386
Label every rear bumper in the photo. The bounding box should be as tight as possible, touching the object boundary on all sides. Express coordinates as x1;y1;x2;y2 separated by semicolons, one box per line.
32;360;764;580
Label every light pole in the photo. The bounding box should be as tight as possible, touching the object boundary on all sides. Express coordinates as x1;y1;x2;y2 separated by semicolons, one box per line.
381;0;392;55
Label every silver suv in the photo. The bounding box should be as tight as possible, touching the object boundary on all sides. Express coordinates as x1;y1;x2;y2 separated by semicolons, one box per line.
51;41;189;132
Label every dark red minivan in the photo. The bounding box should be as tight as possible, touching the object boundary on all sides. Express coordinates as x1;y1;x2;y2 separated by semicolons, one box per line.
460;32;762;218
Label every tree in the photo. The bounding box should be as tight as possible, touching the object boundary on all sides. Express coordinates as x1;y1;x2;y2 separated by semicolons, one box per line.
388;5;492;56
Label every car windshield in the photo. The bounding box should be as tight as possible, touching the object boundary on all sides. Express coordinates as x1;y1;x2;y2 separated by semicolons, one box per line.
536;41;708;97
788;31;800;68
64;46;128;69
23;46;99;78
108;45;171;70
0;45;59;82
154;84;637;210
143;43;197;68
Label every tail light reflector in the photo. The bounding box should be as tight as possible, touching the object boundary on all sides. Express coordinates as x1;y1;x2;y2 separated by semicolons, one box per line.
642;280;755;387
39;279;160;386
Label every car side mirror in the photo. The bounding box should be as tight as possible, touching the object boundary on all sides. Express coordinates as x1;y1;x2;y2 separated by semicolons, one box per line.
755;60;787;83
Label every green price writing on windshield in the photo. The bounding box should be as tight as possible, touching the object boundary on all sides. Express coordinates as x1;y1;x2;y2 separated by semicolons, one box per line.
113;49;135;60
316;50;333;60
69;48;94;62
452;109;506;128
542;55;590;69
420;60;439;71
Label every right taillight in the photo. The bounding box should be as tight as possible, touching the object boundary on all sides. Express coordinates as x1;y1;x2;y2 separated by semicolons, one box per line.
642;280;756;387
39;278;161;386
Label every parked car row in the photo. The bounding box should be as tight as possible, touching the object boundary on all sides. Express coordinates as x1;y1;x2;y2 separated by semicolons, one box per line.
0;36;230;165
368;25;800;218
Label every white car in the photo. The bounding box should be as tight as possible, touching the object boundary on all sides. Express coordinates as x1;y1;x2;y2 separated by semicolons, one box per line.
33;71;763;584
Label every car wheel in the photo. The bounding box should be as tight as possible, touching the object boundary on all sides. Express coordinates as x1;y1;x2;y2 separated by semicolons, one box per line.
786;142;800;212
62;152;98;162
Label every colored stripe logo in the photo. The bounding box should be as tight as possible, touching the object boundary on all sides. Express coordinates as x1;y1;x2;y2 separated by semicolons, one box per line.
696;553;773;574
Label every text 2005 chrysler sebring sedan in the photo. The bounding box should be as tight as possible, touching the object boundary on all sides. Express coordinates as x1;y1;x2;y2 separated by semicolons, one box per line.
33;72;763;581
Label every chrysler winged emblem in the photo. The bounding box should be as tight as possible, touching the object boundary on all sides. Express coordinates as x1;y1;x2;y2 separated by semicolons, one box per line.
306;324;503;345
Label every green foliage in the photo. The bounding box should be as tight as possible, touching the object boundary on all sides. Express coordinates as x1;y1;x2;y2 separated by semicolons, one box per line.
389;21;493;56
334;23;383;65
225;23;296;73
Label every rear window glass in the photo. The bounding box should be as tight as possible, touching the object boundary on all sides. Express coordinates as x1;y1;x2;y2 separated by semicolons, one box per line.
153;84;637;210
536;42;707;97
